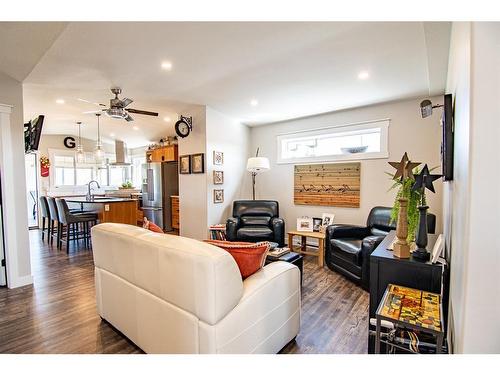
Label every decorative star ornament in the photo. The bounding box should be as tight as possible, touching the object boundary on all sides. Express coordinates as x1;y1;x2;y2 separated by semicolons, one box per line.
405;160;421;180
412;164;442;193
388;152;409;181
388;152;421;181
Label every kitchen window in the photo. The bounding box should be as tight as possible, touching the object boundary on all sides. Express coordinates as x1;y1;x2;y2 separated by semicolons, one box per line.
50;149;130;188
276;119;389;164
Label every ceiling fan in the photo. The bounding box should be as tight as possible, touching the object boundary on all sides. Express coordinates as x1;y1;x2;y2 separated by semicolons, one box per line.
80;87;159;122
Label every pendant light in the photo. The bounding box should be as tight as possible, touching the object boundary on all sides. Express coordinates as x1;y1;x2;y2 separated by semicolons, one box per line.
94;113;104;163
76;121;85;163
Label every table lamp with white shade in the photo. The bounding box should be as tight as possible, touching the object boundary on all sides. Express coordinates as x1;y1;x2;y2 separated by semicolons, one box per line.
247;148;270;200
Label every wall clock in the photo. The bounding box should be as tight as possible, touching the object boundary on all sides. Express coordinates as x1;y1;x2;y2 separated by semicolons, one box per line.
175;116;193;138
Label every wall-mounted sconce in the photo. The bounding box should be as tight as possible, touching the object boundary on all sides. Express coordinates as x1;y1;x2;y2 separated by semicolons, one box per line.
420;99;444;118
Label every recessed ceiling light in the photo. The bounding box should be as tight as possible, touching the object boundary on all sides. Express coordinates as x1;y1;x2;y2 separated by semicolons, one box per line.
55;99;65;104
163;116;171;122
161;61;173;71
250;99;258;107
133;126;139;131
358;71;370;80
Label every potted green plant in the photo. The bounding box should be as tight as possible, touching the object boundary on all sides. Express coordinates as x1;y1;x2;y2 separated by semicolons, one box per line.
387;154;438;243
387;170;422;243
120;181;134;189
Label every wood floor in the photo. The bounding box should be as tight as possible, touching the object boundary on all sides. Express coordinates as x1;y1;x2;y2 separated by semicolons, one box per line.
0;230;369;354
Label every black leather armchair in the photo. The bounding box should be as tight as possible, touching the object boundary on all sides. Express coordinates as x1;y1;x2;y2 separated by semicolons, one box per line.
325;206;436;290
226;200;285;247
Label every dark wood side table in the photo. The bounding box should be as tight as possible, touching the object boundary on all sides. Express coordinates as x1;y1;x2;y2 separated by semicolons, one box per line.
265;251;303;285
368;231;448;353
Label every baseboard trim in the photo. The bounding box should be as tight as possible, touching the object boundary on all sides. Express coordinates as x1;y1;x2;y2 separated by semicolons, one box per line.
8;274;34;289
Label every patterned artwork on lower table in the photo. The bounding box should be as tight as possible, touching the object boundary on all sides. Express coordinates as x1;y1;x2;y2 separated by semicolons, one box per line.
379;284;441;332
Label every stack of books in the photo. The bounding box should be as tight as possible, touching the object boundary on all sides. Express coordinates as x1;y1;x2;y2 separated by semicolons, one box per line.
208;224;226;240
267;247;290;259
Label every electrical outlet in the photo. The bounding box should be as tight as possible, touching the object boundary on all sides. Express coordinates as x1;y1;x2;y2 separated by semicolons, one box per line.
105;204;110;212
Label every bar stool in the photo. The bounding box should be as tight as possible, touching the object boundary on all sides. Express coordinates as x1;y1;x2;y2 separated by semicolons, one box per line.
46;197;60;246
55;198;98;253
39;196;51;241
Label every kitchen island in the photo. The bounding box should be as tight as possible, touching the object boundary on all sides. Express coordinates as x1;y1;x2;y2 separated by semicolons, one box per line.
65;197;139;226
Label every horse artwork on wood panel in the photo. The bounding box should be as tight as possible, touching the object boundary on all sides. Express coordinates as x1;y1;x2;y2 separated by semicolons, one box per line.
294;163;361;207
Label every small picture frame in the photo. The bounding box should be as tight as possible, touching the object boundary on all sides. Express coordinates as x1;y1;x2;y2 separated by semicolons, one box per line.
213;189;224;203
213;170;224;185
191;153;205;174
213;151;224;165
321;213;335;227
297;217;313;232
313;217;323;232
431;234;444;264
179;155;191;174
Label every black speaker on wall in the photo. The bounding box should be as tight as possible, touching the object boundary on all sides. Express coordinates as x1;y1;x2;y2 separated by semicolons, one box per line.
441;94;454;181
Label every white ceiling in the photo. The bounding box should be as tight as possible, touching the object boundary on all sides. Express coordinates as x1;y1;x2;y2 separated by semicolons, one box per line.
0;22;451;148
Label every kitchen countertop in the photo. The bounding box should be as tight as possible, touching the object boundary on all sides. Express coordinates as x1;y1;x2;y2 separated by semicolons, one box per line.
65;197;138;203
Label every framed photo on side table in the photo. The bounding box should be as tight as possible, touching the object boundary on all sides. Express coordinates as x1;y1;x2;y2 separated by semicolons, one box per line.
313;217;323;232
296;217;313;232
321;213;335;226
179;155;191;174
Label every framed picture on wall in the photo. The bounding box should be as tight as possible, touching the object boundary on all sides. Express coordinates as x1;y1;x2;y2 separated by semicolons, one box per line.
191;153;205;174
214;189;224;203
213;170;224;184
213;151;224;165
179;155;191;174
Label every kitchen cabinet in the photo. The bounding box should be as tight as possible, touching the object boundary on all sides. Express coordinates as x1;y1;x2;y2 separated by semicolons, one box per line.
171;196;179;230
146;145;178;163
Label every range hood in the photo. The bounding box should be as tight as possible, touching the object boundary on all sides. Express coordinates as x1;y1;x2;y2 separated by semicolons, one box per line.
109;140;131;166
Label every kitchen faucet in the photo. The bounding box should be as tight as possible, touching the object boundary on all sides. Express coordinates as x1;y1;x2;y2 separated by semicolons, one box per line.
86;180;101;201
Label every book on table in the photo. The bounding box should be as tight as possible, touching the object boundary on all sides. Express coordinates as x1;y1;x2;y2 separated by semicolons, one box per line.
267;247;290;259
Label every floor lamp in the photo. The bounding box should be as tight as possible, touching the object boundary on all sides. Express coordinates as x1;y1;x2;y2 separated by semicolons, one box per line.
246;148;270;200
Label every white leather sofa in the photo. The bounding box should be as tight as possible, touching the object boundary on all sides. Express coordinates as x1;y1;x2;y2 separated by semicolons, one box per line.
92;223;301;354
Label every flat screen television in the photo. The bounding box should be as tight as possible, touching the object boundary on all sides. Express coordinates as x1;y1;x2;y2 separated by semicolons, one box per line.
441;94;454;181
24;115;44;153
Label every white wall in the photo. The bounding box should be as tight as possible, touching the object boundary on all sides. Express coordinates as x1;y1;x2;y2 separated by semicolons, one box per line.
445;22;500;354
443;22;471;353
206;107;251;226
178;105;250;239
249;96;443;236
178;105;208;240
0;71;32;288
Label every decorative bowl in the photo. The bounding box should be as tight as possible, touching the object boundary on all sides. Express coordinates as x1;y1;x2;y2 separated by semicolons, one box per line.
341;146;368;154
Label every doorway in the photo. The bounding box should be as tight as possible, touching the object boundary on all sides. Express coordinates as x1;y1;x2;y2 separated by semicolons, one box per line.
0;175;6;286
25;153;38;228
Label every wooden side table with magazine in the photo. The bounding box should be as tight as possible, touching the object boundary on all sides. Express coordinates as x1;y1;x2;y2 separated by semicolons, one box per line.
287;230;325;267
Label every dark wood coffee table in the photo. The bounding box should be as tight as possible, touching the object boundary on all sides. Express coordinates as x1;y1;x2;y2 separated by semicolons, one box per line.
265;251;303;285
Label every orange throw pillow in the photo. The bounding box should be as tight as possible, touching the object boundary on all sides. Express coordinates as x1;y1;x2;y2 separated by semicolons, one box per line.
143;217;164;233
204;240;270;279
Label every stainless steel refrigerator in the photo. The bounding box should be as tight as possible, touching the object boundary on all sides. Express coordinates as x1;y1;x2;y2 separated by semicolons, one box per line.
142;161;179;231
